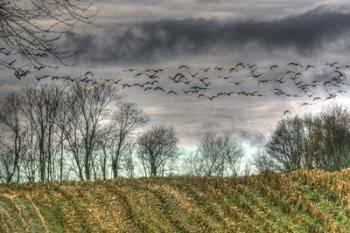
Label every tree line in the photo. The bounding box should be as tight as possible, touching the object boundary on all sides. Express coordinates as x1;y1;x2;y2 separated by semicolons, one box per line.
255;104;350;173
0;81;349;183
0;82;244;183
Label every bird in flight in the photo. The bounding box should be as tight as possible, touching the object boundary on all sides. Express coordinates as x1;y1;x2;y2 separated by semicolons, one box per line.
178;65;189;70
200;67;210;72
102;61;349;105
300;102;310;107
229;67;238;73
229;81;244;86
305;65;315;71
283;110;291;115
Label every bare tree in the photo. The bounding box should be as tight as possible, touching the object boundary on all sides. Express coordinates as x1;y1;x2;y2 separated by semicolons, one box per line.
266;105;350;172
195;132;243;176
137;125;179;177
21;127;37;182
252;150;276;173
109;102;149;178
62;82;121;180
122;143;136;178
182;151;204;176
96;127;112;180
266;116;307;172
0;0;96;78
0;82;153;182
54;88;74;181
315;105;350;170
0;93;27;183
20;84;66;182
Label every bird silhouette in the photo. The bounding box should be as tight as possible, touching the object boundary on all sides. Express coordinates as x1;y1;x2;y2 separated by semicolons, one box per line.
214;66;225;71
8;60;16;66
235;63;245;69
104;62;348;105
153;86;165;92
123;68;137;72
34;65;45;71
114;79;122;85
229;81;244;85
200;68;210;72
300;102;310;107
305;65;315;71
250;73;263;78
167;90;177;95
122;83;131;89
189;71;199;78
274;77;285;84
258;80;269;85
283;110;291;115
178;65;189;70
229;67;238;72
35;75;50;81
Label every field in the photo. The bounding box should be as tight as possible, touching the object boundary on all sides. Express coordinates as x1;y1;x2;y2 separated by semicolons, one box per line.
1;169;350;233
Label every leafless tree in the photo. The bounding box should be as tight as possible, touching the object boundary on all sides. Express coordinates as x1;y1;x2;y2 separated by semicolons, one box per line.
62;82;121;180
266;116;307;172
252;150;276;173
53;88;72;181
182;151;204;176
21;127;37;182
137;125;179;177
109;102;149;178
0;81;154;182
122;143;136;178
0;93;27;183
0;0;96;78
20;83;66;182
267;105;350;172
195;132;243;176
315;105;350;170
96;127;112;180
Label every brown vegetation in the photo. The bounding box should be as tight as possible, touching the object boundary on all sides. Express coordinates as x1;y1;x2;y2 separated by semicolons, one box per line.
1;169;350;232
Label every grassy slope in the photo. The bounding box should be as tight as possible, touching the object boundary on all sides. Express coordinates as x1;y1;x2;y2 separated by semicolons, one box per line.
1;169;350;233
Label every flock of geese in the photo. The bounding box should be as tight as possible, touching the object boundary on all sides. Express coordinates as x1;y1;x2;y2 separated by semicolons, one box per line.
25;61;350;115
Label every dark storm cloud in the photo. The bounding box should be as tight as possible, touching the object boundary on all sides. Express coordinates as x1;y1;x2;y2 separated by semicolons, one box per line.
70;6;350;64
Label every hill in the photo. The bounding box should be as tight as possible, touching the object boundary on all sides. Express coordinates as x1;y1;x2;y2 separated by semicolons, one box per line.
1;169;350;233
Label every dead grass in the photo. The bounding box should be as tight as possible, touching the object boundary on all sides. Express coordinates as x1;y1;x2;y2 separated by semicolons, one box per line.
1;169;350;232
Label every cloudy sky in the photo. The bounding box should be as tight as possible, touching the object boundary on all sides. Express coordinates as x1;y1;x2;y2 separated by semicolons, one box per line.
2;0;350;158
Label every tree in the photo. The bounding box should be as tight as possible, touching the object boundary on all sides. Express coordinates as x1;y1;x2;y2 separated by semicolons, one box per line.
182;151;204;176
54;92;71;181
122;143;136;178
315;105;350;170
193;132;243;176
137;125;179;177
0;81;153;182
0;0;96;78
252;150;276;173
266;105;350;172
266;116;307;172
20;84;66;182
109;102;149;178
0;93;27;183
62;82;121;180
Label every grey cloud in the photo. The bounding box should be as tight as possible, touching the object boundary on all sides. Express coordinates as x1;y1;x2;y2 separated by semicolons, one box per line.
70;6;350;64
236;130;267;147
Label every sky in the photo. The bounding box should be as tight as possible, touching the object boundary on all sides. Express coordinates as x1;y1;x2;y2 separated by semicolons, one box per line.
1;0;350;160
